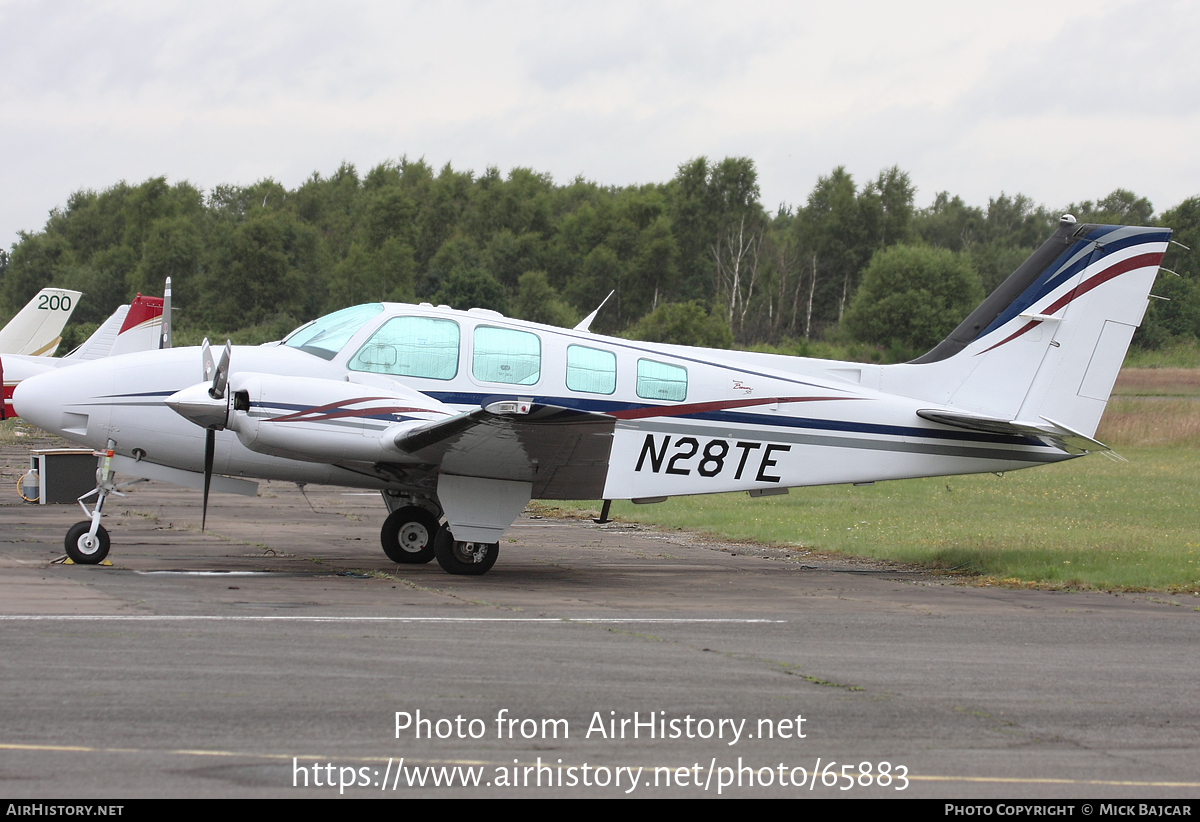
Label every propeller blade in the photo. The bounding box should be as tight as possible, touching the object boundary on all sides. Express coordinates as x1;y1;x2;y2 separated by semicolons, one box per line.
210;341;231;400
196;339;230;529
202;428;215;532
201;338;214;382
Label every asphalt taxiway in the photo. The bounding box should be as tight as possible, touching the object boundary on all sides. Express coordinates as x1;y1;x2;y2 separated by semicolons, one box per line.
1;446;1197;798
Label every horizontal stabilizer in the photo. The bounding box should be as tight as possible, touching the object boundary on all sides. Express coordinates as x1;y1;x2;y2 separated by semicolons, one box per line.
395;402;615;498
916;409;1110;456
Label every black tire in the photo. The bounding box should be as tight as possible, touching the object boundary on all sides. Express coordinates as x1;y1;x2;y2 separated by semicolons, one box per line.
433;528;498;576
381;506;439;564
65;521;110;565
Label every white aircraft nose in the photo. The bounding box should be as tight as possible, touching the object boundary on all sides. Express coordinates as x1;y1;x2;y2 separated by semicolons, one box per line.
10;369;61;432
12;359;114;444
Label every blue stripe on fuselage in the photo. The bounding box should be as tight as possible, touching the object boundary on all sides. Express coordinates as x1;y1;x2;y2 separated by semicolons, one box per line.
424;391;1045;447
97;387;1045;448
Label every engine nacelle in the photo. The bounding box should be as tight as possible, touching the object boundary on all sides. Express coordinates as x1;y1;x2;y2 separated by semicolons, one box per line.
227;372;453;464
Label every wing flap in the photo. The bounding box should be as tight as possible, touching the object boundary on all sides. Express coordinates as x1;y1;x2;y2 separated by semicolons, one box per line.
394;403;615;499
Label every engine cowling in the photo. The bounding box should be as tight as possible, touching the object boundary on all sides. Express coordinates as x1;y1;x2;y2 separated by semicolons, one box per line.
226;372;455;464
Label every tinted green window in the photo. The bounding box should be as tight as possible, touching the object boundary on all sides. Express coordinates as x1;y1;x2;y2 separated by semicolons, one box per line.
283;303;383;361
473;326;541;385
348;316;460;380
566;345;616;395
636;359;687;401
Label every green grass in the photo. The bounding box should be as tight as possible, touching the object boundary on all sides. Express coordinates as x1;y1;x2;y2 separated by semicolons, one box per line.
578;447;1200;592
0;418;41;445
1123;338;1200;369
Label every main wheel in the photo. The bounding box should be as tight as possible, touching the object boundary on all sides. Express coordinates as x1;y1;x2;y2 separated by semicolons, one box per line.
381;506;439;564
433;529;498;576
65;521;110;565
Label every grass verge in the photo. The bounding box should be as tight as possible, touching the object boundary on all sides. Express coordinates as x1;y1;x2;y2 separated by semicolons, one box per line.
1123;338;1200;369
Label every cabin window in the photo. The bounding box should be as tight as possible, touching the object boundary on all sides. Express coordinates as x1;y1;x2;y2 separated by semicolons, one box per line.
348;316;460;380
283;303;384;361
472;326;541;385
636;358;687;401
566;345;616;395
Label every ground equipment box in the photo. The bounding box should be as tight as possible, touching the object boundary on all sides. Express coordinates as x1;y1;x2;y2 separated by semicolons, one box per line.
24;449;95;504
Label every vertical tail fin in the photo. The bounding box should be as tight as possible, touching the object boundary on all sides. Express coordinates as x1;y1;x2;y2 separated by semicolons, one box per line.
885;217;1170;438
0;288;83;356
63;294;165;361
110;294;165;357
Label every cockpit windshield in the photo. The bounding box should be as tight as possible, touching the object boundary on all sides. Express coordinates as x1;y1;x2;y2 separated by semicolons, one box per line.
282;303;384;360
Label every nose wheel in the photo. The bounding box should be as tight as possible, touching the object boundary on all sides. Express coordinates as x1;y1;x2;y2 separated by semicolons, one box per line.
64;521;110;564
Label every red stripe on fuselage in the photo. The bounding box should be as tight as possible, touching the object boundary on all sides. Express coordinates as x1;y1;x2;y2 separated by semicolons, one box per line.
270;395;852;425
266;405;435;424
608;395;853;420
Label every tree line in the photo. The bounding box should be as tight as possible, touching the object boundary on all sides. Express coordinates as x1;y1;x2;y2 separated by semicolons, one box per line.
2;157;1196;360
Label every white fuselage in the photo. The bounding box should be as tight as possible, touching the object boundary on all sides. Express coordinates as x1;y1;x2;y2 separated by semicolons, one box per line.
13;302;1068;500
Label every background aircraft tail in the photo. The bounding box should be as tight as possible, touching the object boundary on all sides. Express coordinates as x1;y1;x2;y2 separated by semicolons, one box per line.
64;294;165;361
0;288;83;356
882;217;1171;440
3;295;166;420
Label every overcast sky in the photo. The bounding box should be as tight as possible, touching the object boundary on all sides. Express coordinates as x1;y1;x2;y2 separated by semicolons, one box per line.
1;0;1196;249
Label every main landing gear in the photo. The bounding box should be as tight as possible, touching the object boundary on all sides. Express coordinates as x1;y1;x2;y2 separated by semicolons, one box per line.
378;494;499;576
380;506;439;564
434;529;498;576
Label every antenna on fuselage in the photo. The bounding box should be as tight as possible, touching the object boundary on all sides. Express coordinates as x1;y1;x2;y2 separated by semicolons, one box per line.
573;290;614;332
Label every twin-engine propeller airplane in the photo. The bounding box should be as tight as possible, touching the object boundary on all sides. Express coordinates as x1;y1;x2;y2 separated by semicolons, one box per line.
12;217;1172;575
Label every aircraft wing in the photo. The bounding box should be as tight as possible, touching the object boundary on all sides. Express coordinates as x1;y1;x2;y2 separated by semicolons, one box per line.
394;401;615;499
916;409;1110;456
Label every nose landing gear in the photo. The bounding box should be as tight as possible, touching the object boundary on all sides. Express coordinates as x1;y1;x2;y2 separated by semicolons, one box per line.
65;520;109;564
62;441;146;566
65;443;118;565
